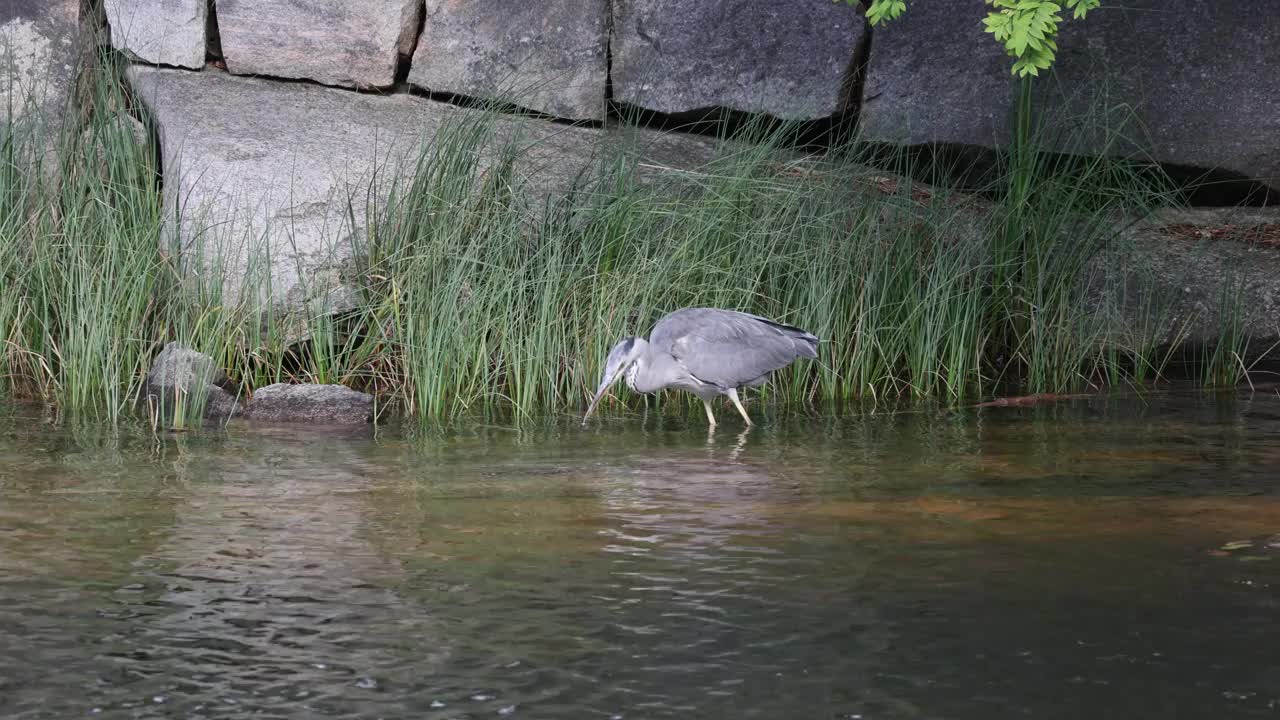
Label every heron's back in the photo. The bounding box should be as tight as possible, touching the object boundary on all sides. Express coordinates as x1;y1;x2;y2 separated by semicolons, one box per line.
650;308;819;390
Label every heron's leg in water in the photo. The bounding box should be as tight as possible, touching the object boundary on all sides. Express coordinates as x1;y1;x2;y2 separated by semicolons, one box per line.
727;388;753;426
702;399;717;427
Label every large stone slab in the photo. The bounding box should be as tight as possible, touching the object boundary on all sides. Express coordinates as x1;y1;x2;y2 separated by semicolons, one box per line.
104;0;206;69
408;0;608;120
1089;208;1280;346
611;0;865;120
0;0;81;133
125;67;717;314
860;0;1280;190
215;0;420;88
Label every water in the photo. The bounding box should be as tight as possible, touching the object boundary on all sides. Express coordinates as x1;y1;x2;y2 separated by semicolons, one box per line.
2;392;1279;719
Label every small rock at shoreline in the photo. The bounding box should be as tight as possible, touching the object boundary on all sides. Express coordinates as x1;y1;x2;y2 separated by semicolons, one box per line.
243;384;374;425
205;385;241;422
147;342;228;391
145;342;238;421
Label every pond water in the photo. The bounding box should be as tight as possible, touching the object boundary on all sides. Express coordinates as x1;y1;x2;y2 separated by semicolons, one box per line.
1;392;1279;719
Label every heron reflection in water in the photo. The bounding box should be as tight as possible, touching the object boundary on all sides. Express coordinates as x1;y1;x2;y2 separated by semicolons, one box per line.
582;307;819;427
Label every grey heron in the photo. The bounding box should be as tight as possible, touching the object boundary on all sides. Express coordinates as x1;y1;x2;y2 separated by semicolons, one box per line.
581;307;819;427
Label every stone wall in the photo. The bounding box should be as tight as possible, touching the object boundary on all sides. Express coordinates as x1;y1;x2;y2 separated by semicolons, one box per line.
6;0;1279;326
79;0;1277;189
8;2;1279;180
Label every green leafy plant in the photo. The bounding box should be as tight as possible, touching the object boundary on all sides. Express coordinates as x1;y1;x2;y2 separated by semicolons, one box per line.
864;0;906;25
851;0;1101;77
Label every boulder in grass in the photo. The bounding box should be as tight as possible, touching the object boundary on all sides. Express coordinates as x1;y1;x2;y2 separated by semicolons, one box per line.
125;66;720;320
146;341;228;391
145;342;239;420
244;384;374;425
204;385;242;423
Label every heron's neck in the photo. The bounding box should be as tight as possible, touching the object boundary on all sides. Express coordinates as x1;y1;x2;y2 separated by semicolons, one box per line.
627;342;674;394
623;338;658;394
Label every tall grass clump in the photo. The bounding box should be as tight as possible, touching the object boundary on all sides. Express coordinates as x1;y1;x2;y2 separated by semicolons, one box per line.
982;79;1181;393
0;60;173;420
1;58;262;427
347;95;1184;421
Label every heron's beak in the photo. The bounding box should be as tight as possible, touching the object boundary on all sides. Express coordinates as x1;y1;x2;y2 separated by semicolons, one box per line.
581;366;622;426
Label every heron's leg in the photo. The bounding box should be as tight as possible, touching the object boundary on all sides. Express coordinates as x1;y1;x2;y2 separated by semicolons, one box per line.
702;399;717;427
727;388;753;426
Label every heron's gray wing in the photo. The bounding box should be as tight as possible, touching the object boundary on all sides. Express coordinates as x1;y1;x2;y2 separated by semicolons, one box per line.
650;308;815;389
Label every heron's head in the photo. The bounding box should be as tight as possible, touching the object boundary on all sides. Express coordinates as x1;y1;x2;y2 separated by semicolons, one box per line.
581;336;647;425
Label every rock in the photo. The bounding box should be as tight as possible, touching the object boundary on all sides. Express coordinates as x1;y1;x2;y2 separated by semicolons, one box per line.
103;0;206;69
857;3;1012;151
205;385;241;422
145;342;238;420
1081;208;1280;349
215;0;421;88
147;341;229;391
0;0;83;133
125;66;717;315
859;0;1280;191
244;384;374;425
611;0;865;120
408;0;608;120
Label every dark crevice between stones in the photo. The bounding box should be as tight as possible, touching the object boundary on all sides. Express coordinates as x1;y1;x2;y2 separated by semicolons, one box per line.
393;0;426;85
130;59;216;74
608;102;844;153
603;1;614;105
73;0;109;131
397;84;604;130
125;53;602;129
181;63;396;96
851;141;1275;208
133;66;167;200
205;0;224;65
82;0;164;198
96;48;166;199
1160;165;1274;207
